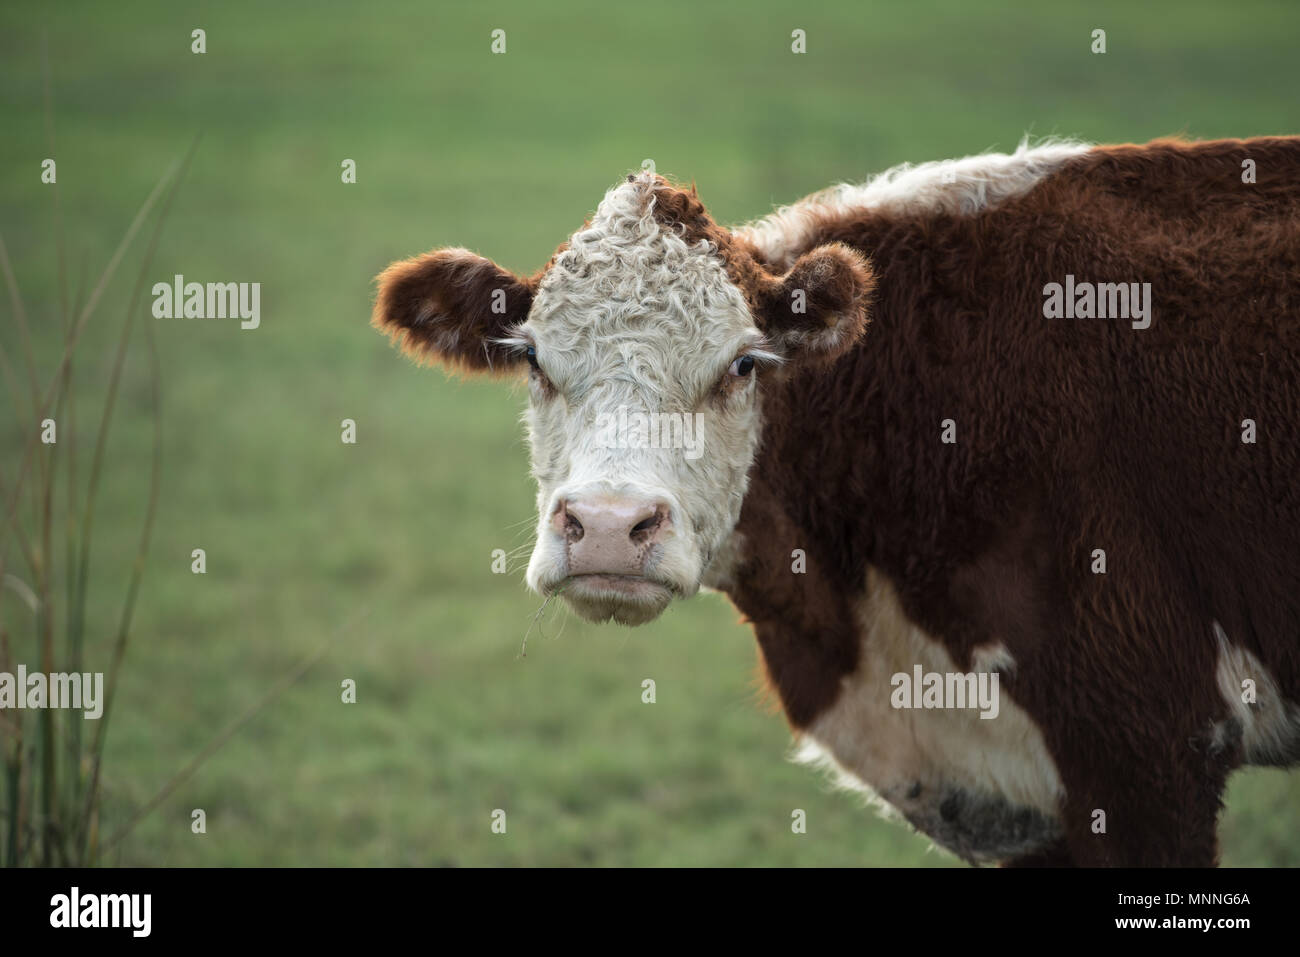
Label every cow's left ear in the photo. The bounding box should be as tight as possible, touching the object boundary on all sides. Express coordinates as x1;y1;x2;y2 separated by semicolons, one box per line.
755;243;875;363
372;247;536;374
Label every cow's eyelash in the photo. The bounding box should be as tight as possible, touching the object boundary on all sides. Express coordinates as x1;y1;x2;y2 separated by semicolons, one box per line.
494;335;548;374
743;348;784;370
720;348;783;381
493;335;535;359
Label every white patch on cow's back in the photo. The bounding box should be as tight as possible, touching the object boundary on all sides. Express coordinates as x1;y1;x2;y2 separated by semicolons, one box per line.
795;567;1064;863
735;137;1091;269
1212;620;1300;765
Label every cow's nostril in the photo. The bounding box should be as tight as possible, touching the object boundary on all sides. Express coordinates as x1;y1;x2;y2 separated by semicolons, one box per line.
630;505;669;542
563;509;584;542
630;515;659;536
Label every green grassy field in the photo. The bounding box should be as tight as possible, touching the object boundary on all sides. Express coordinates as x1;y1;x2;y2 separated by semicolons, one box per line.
2;0;1297;866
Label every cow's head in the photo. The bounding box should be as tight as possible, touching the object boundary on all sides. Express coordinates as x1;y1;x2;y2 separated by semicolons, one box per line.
373;172;873;625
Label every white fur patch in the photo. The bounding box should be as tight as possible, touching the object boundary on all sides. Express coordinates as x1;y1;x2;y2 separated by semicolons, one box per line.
795;567;1064;863
735;138;1091;269
1213;621;1300;765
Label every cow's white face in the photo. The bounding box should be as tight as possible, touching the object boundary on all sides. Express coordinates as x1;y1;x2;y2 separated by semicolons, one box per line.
512;180;777;624
373;172;874;626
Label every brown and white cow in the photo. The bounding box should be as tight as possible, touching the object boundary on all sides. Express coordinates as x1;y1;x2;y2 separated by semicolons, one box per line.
372;137;1300;866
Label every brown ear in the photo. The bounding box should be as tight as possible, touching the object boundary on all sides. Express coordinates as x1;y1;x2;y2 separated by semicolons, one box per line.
755;243;874;362
371;247;536;373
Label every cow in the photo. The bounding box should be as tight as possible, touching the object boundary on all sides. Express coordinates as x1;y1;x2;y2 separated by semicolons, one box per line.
371;136;1300;866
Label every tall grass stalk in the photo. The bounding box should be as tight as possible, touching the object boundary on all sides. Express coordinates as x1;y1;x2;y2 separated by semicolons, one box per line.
0;94;194;863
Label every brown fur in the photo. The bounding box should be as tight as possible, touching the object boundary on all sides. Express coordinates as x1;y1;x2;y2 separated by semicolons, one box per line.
722;136;1300;865
371;249;538;374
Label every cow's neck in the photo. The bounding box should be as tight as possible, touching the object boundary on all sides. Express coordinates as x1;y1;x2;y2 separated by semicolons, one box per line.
717;345;892;727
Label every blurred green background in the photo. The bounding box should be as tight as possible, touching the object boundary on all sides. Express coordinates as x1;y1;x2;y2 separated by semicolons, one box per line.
1;0;1297;866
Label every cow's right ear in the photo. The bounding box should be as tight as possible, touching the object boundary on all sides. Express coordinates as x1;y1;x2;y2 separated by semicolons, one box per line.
753;243;875;364
371;247;536;374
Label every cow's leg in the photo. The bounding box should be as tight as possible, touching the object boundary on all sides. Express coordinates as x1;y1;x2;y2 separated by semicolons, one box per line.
1004;764;1227;867
1000;771;1228;868
1048;727;1233;867
1006;553;1243;866
1029;639;1237;868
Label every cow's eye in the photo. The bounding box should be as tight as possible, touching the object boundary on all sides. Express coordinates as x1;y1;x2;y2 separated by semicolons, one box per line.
525;345;540;370
728;355;755;377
